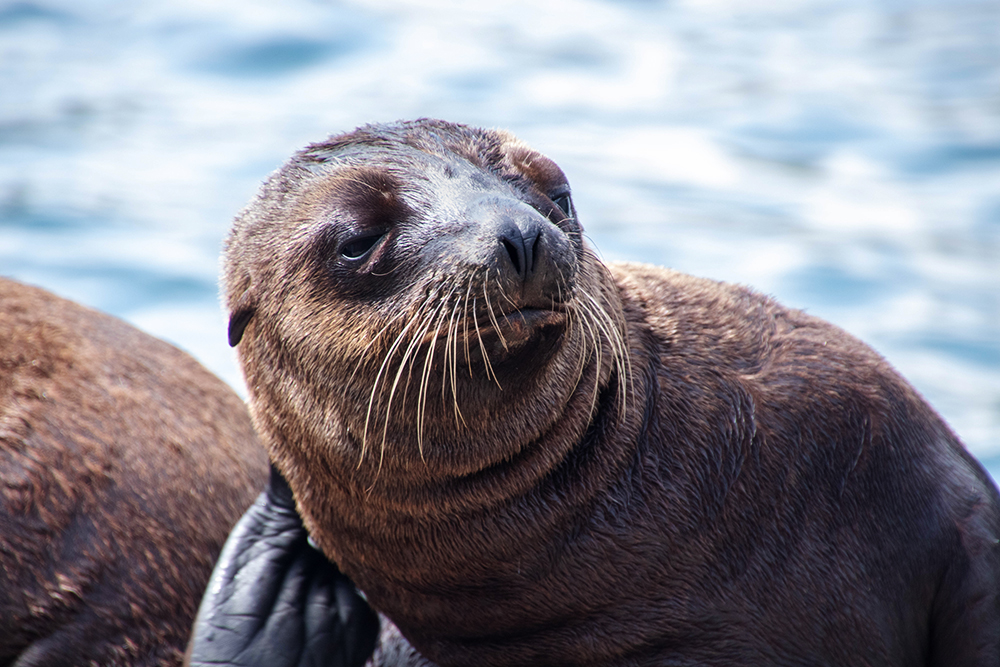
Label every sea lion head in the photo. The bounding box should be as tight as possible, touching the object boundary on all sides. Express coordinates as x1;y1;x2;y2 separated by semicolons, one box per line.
223;118;628;516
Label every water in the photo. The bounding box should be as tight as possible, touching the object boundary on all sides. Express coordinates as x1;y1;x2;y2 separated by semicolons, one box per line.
1;0;998;474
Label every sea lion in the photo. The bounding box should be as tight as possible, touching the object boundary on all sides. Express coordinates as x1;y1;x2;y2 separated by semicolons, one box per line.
221;119;1000;666
0;278;269;666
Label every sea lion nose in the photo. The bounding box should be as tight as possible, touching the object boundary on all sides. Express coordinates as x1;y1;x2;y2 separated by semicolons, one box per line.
498;218;542;281
462;195;573;304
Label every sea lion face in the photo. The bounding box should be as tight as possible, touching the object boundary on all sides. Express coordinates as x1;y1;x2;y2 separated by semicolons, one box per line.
224;120;626;485
308;146;578;367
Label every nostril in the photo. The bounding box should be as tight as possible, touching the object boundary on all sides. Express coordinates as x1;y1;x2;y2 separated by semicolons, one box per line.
502;237;523;276
529;232;541;275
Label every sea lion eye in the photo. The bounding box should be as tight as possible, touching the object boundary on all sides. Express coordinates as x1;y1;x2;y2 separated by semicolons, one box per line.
341;233;383;260
551;193;572;218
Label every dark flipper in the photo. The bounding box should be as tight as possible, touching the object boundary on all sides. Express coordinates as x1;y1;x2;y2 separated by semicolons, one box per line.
186;464;379;667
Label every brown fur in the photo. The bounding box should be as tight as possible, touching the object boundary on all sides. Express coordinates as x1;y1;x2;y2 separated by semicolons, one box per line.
0;278;268;666
225;119;1000;666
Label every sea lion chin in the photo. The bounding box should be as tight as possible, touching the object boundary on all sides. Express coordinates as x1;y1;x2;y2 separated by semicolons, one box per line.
224;119;1000;666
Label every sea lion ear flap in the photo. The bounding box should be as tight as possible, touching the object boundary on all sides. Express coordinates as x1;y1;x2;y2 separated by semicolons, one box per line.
228;290;257;347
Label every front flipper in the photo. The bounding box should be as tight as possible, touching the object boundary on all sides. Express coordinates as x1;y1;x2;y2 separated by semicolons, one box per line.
186;464;379;667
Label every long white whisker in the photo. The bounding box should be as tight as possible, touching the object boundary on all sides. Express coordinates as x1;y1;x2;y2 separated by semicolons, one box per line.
575;287;631;421
445;296;465;426
495;277;519;315
348;310;408;384
379;299;446;472
580;286;631;419
577;300;604;415
462;276;474;374
472;294;501;389
361;314;421;467
483;269;509;351
417;306;449;462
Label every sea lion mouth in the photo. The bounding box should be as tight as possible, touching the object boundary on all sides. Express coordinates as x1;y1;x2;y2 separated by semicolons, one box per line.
491;307;567;344
417;307;567;348
470;308;567;348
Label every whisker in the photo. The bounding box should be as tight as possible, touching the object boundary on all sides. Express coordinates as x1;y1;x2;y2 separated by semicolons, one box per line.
446;296;466;426
576;299;604;415
417;306;449;462
576;286;631;421
482;269;509;351
441;288;461;403
378;299;446;473
370;264;404;277
462;275;474;374
472;294;501;389
566;306;590;396
495;278;520;315
434;281;463;410
348;310;408;384
361;313;421;467
590;263;634;414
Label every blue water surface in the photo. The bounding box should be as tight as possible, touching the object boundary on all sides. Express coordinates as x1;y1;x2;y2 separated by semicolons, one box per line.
1;0;997;475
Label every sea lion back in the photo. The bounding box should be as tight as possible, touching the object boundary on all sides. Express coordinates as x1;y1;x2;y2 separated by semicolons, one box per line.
0;278;269;666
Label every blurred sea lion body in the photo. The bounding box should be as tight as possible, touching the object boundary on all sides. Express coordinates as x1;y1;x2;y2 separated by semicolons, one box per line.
0;278;268;666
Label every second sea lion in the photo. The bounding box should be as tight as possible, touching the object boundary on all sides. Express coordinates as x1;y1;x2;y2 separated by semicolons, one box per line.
0;278;269;666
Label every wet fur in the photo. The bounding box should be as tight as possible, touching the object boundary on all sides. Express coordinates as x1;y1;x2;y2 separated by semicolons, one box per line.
0;278;268;666
225;120;1000;666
